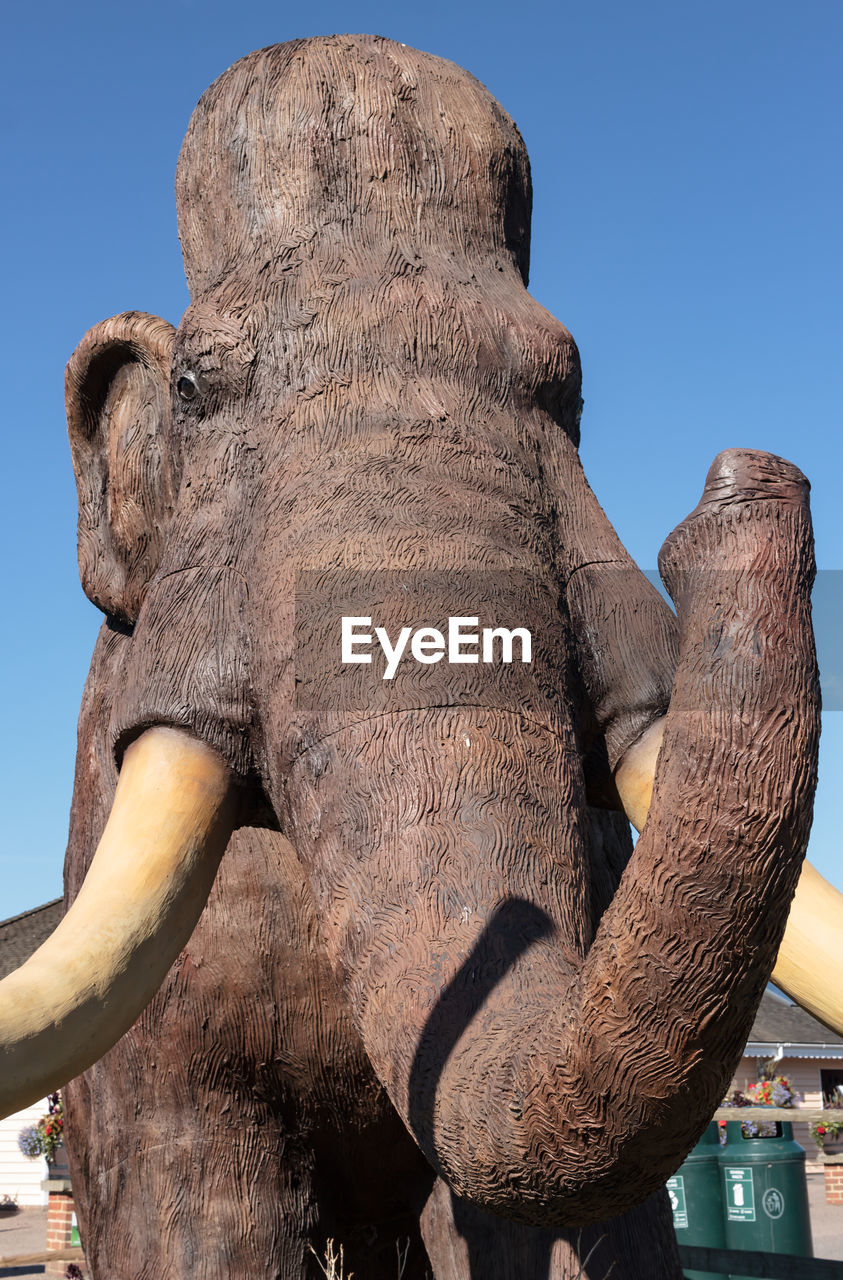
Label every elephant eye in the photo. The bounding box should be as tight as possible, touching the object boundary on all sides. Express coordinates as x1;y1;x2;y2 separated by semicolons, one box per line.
177;372;201;402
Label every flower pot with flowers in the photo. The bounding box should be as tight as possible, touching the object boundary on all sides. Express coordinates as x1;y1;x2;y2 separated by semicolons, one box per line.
811;1118;843;1156
719;1075;801;1139
16;1092;66;1169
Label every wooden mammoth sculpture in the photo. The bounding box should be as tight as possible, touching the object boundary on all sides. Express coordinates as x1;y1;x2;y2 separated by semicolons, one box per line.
0;34;839;1279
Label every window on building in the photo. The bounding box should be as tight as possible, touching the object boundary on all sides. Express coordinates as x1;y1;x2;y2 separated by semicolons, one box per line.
820;1069;843;1107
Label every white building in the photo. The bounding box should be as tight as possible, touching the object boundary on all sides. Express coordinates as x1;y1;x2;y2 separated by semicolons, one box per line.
727;987;843;1165
0;900;62;1206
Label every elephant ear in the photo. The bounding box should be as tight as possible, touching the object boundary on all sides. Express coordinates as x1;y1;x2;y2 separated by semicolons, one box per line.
66;312;178;625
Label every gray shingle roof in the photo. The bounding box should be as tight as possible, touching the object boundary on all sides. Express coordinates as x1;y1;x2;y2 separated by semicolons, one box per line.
0;899;63;980
748;989;843;1047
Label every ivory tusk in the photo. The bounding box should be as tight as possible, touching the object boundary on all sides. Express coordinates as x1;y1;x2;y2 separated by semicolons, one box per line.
613;718;664;836
0;726;236;1120
769;862;843;1037
616;717;843;1036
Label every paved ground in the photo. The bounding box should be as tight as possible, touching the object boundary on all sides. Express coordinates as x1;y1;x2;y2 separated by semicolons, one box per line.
810;1172;843;1262
0;1175;841;1275
0;1205;47;1275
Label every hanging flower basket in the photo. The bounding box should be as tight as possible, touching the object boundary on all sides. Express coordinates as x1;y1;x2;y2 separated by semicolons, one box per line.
811;1118;843;1155
17;1092;65;1164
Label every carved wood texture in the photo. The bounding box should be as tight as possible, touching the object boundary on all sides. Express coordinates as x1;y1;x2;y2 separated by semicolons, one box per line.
61;35;819;1280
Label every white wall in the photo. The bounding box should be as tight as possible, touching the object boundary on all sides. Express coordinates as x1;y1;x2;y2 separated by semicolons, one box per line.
0;1099;48;1207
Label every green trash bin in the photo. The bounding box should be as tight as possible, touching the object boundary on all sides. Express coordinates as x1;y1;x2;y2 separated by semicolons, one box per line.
718;1117;812;1280
668;1121;728;1280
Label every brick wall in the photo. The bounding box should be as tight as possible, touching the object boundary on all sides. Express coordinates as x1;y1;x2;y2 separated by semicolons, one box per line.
825;1161;843;1205
45;1188;76;1276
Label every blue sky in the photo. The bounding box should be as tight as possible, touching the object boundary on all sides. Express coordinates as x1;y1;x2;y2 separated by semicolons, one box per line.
1;0;840;918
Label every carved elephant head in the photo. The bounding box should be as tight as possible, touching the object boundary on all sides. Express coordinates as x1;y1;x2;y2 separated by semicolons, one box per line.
0;36;837;1234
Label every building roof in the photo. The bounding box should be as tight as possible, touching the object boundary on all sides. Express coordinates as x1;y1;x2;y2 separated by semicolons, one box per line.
0;899;63;980
745;989;843;1059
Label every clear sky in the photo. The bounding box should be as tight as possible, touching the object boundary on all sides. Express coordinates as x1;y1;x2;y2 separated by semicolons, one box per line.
1;0;840;919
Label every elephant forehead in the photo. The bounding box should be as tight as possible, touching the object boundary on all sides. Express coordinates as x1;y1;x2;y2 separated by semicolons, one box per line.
175;35;531;296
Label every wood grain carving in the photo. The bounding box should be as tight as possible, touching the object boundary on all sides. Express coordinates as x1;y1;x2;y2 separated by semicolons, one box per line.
52;35;819;1280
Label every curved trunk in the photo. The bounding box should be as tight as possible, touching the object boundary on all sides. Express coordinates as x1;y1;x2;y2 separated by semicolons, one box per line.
562;428;841;1037
286;449;819;1227
618;726;843;1036
0;726;236;1119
